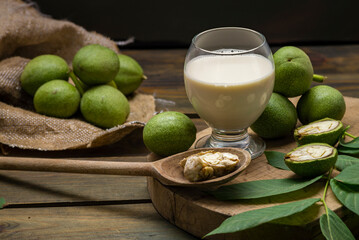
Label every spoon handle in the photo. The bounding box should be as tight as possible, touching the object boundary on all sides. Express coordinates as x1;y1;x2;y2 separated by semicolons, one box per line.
0;156;154;176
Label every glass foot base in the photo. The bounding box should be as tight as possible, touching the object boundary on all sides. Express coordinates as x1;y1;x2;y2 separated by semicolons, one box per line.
195;133;266;159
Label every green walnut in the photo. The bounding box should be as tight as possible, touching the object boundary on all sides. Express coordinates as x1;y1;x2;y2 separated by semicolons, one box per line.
114;54;146;95
284;143;337;178
80;85;130;128
21;54;69;96
294;118;344;146
72;44;119;85
296;85;346;125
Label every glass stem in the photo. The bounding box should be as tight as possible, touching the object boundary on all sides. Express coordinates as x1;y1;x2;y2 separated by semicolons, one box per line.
208;128;250;149
211;129;248;142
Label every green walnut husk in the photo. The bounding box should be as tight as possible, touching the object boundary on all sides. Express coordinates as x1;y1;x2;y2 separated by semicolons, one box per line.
72;44;119;86
21;54;69;96
114;54;146;95
294;118;344;146
284;143;337;178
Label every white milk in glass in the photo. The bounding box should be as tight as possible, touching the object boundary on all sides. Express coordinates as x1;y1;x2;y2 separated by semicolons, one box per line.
184;53;274;130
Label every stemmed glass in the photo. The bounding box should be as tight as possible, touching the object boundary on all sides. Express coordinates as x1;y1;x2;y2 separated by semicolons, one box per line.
184;27;275;159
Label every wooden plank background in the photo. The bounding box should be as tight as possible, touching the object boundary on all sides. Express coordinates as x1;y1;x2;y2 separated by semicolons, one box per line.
1;45;359;239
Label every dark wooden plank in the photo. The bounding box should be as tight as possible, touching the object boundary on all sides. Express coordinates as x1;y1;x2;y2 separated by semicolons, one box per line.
2;45;359;205
0;128;152;204
0;203;198;240
0;120;205;205
304;45;359;74
0;46;359;240
122;45;359;114
0;170;149;205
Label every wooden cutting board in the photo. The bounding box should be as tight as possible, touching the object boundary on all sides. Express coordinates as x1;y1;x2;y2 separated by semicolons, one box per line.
147;96;359;240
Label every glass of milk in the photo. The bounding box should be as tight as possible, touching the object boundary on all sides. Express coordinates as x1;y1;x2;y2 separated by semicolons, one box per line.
184;27;275;159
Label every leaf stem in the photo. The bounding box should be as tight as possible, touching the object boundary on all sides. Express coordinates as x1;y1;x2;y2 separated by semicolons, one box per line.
321;168;333;216
69;71;87;96
344;131;357;139
321;167;333;239
321;167;333;205
313;74;327;83
321;175;329;180
321;191;330;215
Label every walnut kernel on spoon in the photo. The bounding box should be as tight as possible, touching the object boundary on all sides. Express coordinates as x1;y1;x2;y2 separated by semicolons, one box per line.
180;150;240;182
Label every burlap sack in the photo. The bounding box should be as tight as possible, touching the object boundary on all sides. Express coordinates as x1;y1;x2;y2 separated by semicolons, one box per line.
0;0;156;150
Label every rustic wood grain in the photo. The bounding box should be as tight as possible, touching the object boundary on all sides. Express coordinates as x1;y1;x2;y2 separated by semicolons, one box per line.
0;170;149;205
0;204;198;240
1;46;359;239
124;45;359;113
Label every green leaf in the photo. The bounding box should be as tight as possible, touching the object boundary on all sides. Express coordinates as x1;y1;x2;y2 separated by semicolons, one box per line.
337;146;359;155
339;136;359;149
335;164;359;185
336;155;359;171
0;197;5;208
320;208;355;240
330;179;359;215
209;175;323;200
264;151;290;170
204;198;321;237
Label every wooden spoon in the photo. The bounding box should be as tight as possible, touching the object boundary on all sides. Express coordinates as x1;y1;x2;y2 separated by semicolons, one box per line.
0;147;251;188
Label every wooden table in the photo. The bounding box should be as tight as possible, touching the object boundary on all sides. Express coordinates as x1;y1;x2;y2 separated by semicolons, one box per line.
1;45;359;239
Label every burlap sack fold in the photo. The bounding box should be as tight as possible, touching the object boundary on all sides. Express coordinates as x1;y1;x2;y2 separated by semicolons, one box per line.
0;0;156;151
